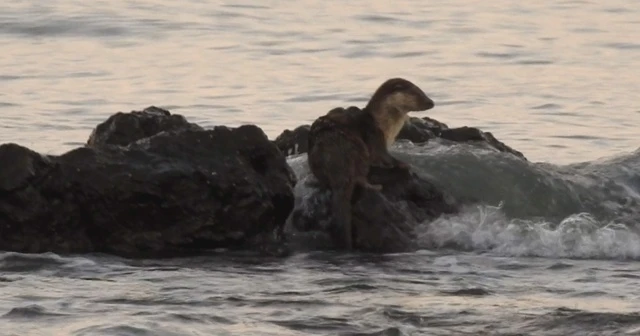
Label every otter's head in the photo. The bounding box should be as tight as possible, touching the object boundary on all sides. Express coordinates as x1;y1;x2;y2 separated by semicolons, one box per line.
366;78;435;120
365;78;435;146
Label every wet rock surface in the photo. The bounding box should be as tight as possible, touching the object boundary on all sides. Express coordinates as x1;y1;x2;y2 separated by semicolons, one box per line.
0;107;296;258
273;125;310;157
285;165;460;253
0;106;528;257
279;114;522;253
274;116;527;160
87;106;204;147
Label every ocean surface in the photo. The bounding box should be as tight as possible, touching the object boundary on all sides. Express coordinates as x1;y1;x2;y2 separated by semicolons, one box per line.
1;1;640;335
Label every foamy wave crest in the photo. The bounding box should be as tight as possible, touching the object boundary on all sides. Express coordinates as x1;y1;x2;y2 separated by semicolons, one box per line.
285;141;640;259
416;203;640;260
287;153;318;204
286;153;310;175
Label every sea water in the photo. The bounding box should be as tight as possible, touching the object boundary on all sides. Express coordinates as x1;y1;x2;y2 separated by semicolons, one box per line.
1;1;639;335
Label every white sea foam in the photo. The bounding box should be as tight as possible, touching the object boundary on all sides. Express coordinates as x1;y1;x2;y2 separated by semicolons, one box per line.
416;203;640;260
286;144;640;260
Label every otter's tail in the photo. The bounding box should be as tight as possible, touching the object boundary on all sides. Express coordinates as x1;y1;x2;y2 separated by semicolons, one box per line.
331;181;356;250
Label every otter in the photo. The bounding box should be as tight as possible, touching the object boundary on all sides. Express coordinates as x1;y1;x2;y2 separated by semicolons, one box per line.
307;77;435;249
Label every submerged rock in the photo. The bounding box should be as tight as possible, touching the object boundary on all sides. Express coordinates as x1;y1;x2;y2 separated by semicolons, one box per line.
285;164;460;253
0;107;296;258
274;116;527;160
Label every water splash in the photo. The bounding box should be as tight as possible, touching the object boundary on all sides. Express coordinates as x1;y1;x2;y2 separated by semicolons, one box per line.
286;141;640;260
417;203;640;260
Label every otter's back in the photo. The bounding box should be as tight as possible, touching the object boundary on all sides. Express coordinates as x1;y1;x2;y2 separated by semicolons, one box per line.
307;106;372;187
308;106;383;153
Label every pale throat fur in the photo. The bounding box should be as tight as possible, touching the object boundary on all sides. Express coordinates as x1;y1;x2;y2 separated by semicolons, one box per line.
371;91;416;147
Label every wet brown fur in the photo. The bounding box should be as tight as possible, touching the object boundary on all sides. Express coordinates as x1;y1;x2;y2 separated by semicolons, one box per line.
307;78;434;250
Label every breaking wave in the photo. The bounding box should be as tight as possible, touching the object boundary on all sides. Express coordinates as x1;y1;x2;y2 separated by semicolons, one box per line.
286;139;640;260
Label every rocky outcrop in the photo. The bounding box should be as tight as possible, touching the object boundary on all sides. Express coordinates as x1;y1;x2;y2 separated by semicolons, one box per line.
274;116;527;160
0;105;529;257
278;115;522;253
284;164;461;253
0;107;296;258
273;125;310;157
86;106;204;147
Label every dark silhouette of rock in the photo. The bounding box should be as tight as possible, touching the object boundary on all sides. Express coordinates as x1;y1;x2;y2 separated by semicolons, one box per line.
438;127;526;160
273;125;310;157
285;165;460;253
273;116;527;160
1;105;528;257
0;108;296;258
87;106;203;147
395;116;450;143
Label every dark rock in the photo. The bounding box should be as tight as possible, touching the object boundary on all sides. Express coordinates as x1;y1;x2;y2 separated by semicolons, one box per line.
272;125;310;157
0;108;296;258
285;165;460;253
87;106;203;147
395;116;450;143
438;127;526;160
0;144;53;192
273;116;527;160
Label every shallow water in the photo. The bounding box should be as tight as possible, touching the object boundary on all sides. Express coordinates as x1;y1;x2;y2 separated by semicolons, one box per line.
1;251;640;336
1;1;640;335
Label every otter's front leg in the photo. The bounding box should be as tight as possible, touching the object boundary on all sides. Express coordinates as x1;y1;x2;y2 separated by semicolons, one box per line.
368;133;397;168
366;127;411;170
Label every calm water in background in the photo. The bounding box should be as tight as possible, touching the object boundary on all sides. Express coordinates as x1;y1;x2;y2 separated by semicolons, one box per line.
2;1;640;335
1;0;639;163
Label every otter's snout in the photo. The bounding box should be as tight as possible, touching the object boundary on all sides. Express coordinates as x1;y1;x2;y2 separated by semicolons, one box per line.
413;87;435;112
419;94;435;111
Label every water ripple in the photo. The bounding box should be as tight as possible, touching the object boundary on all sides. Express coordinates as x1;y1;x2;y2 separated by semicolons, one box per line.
1;0;640;334
2;304;68;319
